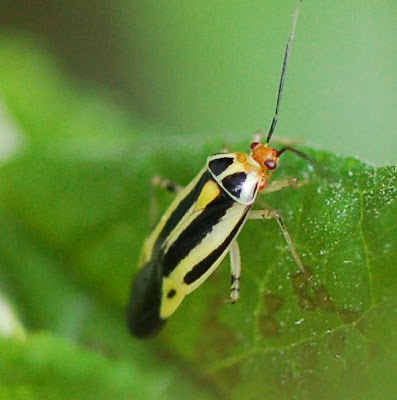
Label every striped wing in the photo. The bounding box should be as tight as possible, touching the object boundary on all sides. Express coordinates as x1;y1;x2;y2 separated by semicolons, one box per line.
145;169;251;319
161;172;251;294
128;167;254;337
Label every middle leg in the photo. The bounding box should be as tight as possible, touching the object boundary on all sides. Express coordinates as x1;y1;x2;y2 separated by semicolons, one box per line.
229;240;242;304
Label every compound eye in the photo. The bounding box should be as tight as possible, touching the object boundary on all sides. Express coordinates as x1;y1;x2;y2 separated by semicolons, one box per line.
264;159;277;170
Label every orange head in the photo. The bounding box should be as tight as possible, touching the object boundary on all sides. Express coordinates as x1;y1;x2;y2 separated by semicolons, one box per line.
250;141;279;191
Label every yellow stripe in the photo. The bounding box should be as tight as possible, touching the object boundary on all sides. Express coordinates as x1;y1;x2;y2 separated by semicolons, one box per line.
194;180;220;212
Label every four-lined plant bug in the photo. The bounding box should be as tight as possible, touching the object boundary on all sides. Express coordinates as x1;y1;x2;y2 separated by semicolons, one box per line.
127;4;310;338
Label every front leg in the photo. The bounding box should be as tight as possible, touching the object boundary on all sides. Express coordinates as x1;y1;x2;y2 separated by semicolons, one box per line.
249;208;307;274
151;175;183;194
262;177;308;194
251;131;303;147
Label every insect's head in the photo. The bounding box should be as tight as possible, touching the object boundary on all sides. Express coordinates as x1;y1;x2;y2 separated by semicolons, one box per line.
250;141;279;173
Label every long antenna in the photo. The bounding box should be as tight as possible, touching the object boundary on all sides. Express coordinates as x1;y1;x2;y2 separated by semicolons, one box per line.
266;3;301;144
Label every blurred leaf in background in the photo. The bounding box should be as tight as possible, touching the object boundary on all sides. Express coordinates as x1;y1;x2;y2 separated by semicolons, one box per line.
0;0;396;163
0;1;396;399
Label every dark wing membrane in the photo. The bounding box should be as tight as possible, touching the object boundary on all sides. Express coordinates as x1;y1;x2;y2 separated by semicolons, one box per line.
126;259;166;338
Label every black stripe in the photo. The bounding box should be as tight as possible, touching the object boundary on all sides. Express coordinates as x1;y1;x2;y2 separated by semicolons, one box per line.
183;207;250;285
208;157;234;176
162;185;235;277
153;170;210;256
222;172;247;198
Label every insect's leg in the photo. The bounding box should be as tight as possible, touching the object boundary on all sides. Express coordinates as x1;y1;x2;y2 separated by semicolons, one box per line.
272;136;303;147
252;131;265;143
151;175;183;194
248;208;307;274
263;177;298;193
262;177;308;194
252;131;303;147
228;240;241;304
218;141;231;153
150;175;183;224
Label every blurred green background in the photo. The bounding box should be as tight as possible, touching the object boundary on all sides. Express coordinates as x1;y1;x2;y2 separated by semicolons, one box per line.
0;0;395;164
0;1;396;399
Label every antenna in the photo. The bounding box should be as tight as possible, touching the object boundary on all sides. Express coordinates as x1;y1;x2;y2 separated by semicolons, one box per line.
266;3;301;144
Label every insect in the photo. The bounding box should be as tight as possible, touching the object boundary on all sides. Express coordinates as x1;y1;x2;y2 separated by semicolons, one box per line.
127;4;309;338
